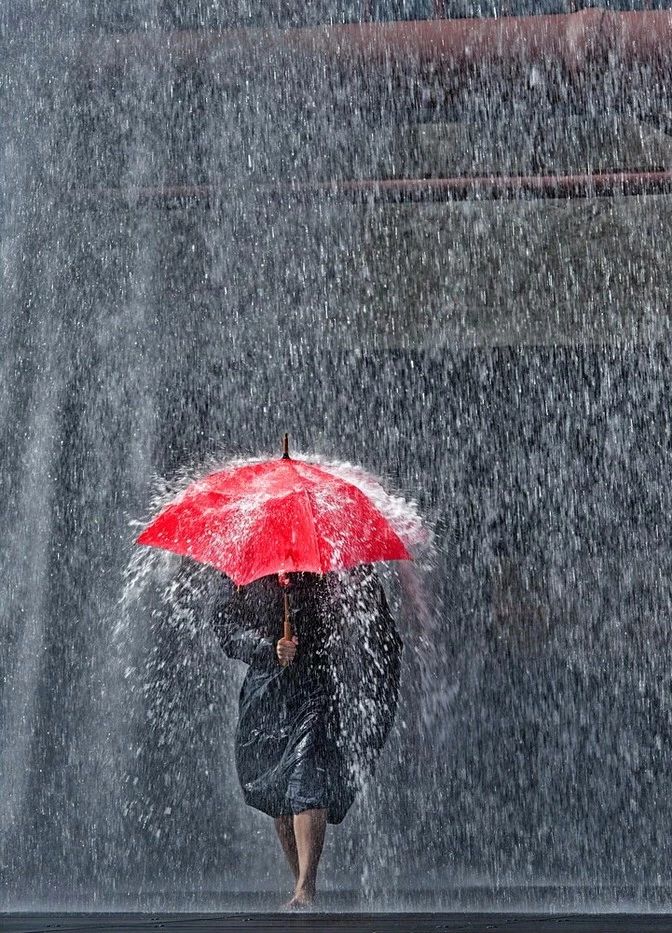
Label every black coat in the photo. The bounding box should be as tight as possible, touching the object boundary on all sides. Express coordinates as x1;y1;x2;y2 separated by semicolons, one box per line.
207;566;403;825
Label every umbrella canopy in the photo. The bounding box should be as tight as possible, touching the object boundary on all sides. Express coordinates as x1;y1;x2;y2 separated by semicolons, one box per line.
135;438;412;587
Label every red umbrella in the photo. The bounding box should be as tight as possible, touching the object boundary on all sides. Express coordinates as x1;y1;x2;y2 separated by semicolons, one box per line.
135;434;412;646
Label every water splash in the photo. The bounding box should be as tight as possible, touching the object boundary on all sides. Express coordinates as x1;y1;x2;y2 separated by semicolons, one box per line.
108;448;440;908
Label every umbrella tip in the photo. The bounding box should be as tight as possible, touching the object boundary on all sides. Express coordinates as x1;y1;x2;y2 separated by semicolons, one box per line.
282;432;290;459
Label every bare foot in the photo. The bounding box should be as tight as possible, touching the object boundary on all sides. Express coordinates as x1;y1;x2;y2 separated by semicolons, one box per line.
278;887;316;911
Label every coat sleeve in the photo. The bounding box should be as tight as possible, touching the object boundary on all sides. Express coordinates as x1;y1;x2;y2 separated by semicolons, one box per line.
208;584;278;669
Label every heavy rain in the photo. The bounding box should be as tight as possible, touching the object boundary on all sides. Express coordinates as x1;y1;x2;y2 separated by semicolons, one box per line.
2;0;672;917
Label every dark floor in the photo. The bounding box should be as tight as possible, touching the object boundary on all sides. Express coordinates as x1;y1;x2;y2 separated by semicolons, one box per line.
4;914;672;933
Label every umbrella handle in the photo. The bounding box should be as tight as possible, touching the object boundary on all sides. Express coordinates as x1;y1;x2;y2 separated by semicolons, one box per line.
281;591;293;666
283;592;292;640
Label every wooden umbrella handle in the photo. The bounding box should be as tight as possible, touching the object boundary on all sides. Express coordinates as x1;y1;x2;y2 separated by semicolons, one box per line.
280;591;293;667
283;591;292;641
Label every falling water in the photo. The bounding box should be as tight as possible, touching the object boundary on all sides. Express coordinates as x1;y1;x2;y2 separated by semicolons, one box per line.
3;0;672;914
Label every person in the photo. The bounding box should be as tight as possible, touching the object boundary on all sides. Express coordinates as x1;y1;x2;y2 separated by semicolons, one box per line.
206;565;403;910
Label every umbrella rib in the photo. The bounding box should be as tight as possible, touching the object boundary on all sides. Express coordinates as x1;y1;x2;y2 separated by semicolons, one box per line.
284;459;324;572
298;487;324;571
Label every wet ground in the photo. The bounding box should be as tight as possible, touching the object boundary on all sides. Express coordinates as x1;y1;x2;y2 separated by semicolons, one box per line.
4;914;672;932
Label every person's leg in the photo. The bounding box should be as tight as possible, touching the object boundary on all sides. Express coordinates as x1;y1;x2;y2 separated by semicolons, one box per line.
291;807;327;902
274;814;300;883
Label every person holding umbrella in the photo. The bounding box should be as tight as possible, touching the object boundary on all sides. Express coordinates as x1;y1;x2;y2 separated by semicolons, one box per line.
136;436;414;910
207;565;402;909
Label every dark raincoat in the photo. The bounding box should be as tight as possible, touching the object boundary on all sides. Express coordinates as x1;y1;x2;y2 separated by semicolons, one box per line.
207;566;403;825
